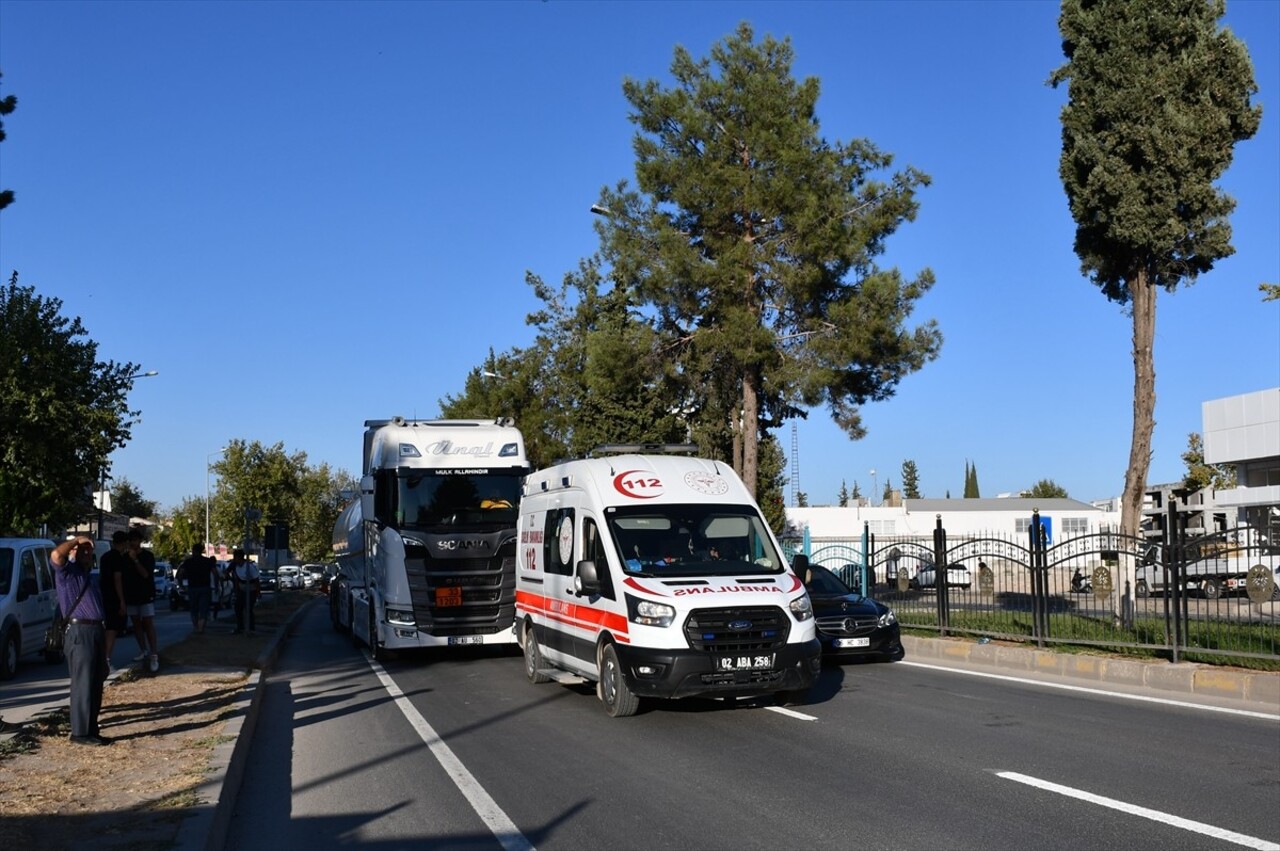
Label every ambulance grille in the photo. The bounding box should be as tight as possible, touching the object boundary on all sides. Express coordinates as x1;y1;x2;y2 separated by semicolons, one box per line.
683;606;789;653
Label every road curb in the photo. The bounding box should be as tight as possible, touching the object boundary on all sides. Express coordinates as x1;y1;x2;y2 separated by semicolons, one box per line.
902;635;1280;709
175;597;321;851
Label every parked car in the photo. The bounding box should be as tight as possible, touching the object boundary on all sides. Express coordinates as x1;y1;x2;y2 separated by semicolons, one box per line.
0;537;58;678
258;569;279;592
912;557;972;590
803;562;903;661
153;562;172;598
277;565;302;590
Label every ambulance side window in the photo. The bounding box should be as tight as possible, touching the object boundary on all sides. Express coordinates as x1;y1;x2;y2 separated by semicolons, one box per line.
544;508;575;577
582;517;615;600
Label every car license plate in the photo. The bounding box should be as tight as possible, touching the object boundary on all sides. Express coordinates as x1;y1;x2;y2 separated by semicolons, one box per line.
448;635;483;645
836;637;871;648
715;654;775;672
435;587;463;607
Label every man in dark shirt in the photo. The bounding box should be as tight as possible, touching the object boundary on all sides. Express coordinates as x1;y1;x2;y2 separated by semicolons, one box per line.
177;543;218;634
122;529;160;672
97;530;130;667
50;536;112;745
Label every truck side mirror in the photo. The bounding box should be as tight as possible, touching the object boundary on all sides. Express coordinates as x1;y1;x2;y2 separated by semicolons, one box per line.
575;560;600;597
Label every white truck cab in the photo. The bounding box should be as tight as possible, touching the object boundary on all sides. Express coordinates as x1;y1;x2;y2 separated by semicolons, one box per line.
515;446;820;716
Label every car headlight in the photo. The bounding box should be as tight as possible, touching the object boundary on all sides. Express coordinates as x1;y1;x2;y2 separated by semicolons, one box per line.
789;594;813;622
386;607;416;626
879;610;897;628
626;594;675;627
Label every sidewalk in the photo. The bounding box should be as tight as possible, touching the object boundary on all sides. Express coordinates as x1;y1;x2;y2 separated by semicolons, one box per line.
902;634;1280;710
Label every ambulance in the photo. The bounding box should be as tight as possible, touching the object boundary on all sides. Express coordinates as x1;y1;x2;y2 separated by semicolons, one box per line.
515;445;821;717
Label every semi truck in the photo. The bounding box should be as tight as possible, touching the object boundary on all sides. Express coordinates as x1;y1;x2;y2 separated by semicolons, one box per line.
330;417;529;658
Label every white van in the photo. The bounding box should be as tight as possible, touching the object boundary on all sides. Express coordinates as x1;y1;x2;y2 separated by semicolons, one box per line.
0;537;58;679
515;447;820;716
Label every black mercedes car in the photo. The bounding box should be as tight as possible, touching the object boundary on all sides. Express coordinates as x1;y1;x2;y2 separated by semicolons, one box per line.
803;562;904;662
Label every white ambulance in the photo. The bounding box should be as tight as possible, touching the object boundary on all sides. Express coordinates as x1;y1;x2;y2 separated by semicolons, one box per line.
515;446;820;717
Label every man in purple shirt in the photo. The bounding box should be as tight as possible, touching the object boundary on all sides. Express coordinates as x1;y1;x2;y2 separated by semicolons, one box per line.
50;535;112;746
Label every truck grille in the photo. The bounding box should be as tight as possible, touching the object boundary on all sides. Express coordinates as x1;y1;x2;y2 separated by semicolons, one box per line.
404;541;516;633
683;606;789;653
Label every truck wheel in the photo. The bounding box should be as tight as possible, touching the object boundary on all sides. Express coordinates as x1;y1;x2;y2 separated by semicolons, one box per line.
0;628;18;680
598;643;639;718
1135;580;1149;599
523;623;551;684
1202;578;1222;600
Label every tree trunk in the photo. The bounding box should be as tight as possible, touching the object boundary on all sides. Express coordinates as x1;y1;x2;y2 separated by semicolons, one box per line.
742;366;760;498
1119;268;1157;625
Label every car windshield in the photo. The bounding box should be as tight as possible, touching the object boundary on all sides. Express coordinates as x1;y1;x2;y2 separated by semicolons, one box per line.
806;564;857;597
605;503;786;578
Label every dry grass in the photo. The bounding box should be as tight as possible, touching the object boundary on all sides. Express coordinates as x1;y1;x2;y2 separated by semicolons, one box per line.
0;592;317;851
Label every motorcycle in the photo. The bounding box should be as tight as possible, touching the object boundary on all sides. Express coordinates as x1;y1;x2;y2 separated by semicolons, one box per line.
1070;568;1093;593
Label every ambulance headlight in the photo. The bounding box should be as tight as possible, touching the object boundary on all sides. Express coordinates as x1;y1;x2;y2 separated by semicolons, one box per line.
789;594;813;622
386;607;416;626
626;594;675;628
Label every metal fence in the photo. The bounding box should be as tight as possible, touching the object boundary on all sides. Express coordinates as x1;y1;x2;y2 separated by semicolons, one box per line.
789;508;1280;664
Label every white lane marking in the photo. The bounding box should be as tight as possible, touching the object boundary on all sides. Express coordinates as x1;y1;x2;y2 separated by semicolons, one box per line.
368;655;535;851
996;771;1280;851
901;660;1280;721
764;705;819;721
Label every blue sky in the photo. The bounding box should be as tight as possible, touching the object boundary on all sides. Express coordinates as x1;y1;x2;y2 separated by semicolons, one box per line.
1;0;1276;513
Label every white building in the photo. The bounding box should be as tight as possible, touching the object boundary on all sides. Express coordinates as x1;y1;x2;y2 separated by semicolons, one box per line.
787;497;1118;545
1202;387;1280;520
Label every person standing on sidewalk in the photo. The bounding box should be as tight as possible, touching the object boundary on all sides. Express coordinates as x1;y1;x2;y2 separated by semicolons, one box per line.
99;531;130;669
177;543;217;633
122;529;160;672
227;549;261;635
49;536;112;746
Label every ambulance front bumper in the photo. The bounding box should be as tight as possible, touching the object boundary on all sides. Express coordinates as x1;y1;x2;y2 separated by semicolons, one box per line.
614;639;821;700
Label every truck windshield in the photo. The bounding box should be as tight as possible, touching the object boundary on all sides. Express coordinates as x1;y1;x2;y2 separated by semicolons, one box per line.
394;472;522;532
605;504;786;578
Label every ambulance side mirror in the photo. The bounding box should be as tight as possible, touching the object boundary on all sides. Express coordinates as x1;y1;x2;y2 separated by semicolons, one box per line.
574;560;600;597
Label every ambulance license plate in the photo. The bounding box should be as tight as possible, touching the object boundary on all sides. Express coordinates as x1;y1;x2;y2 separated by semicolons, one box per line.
448;635;483;646
715;654;775;672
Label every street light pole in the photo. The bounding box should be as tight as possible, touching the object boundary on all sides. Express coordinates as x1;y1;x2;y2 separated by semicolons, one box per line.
207;447;227;554
96;370;160;539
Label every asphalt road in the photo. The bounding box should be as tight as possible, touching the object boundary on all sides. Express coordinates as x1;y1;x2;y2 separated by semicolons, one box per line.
224;605;1280;851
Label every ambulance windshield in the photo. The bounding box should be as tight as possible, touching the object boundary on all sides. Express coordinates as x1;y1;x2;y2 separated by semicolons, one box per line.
392;470;523;532
606;504;786;577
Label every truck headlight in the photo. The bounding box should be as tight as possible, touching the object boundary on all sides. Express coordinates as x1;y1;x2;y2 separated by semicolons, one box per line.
626;594;675;627
789;594;813;622
386;607;416;626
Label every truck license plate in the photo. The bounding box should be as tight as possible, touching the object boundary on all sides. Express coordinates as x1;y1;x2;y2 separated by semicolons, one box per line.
448;635;483;645
715;654;775;672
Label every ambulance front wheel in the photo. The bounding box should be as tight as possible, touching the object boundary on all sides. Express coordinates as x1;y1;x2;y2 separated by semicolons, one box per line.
523;622;551;684
776;688;810;707
598;643;640;718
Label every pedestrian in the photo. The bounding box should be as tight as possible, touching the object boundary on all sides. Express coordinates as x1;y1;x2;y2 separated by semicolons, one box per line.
226;549;261;635
122;529;160;672
177;542;218;633
49;536;112;745
98;530;131;669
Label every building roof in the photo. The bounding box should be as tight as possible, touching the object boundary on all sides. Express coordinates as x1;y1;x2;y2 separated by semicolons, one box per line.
904;498;1102;513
